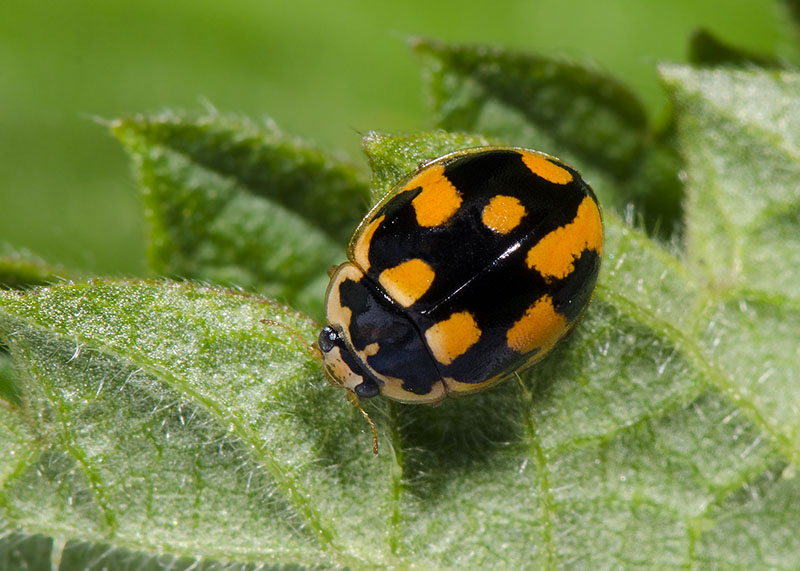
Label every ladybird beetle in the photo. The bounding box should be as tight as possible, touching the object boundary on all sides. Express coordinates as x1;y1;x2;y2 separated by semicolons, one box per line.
319;147;603;406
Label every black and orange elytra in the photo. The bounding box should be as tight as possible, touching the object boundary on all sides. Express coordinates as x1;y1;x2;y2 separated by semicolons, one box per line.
319;147;603;405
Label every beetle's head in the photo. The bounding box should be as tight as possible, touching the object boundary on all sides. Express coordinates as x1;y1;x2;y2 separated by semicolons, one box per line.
317;326;380;399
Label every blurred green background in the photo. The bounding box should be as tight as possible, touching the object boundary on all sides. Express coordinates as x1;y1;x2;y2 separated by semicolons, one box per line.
0;0;787;276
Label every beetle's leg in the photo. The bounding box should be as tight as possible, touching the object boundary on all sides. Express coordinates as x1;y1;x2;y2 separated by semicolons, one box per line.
346;390;379;456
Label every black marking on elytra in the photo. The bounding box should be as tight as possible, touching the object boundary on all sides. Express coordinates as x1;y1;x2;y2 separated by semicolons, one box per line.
417;237;551;384
550;249;601;323
374;187;422;220
415;235;600;384
364;150;591;314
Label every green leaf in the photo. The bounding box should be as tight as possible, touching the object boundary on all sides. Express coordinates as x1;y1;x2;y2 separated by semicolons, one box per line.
0;530;54;571
0;280;385;568
662;66;800;301
112;112;370;319
0;245;73;290
0;532;268;571
0;349;20;406
3;60;800;569
412;38;647;175
783;0;800;32
362;130;491;202
689;28;787;69
412;38;684;238
0;245;77;406
661;65;800;466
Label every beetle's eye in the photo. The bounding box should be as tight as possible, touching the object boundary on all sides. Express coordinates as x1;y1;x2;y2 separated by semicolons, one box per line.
318;326;338;353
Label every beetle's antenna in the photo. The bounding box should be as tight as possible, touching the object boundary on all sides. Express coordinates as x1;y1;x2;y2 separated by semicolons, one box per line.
261;319;321;359
346;390;379;456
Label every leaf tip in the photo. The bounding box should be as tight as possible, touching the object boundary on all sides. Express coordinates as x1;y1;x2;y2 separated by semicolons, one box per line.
408;36;448;60
656;63;690;87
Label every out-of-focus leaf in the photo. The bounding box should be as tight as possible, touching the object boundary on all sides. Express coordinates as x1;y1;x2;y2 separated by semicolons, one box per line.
411;38;684;237
0;245;72;290
689;28;787;68
113;112;370;319
783;0;800;32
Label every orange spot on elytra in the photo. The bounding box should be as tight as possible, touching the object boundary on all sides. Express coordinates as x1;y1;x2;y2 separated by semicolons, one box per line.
506;296;566;354
425;311;481;365
521;153;573;185
482;195;527;234
407;164;463;227
526;197;603;280
379;258;435;308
